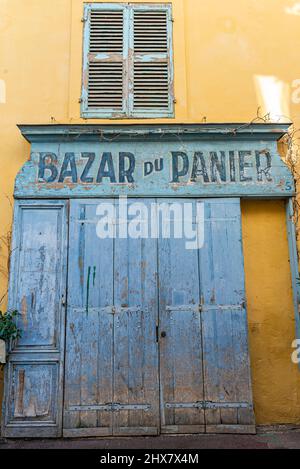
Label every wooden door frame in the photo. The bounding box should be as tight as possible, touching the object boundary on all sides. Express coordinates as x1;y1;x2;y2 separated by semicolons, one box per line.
2;199;69;438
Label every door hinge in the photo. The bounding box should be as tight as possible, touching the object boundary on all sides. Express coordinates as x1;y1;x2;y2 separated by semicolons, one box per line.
69;403;151;412
165;401;252;410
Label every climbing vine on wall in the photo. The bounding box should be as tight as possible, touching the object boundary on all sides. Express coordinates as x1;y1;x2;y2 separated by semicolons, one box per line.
281;125;300;253
231;110;300;261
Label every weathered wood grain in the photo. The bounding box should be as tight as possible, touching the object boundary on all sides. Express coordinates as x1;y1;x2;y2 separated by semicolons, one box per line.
200;199;255;432
2;200;68;438
15;124;294;199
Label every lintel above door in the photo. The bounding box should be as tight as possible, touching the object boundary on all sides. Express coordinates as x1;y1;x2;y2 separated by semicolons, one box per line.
15;123;294;199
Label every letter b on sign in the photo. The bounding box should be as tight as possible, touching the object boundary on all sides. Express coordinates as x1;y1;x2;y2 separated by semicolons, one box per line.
38;153;58;183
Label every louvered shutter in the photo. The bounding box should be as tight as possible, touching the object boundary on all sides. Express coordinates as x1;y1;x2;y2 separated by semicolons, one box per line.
81;4;174;118
132;5;173;117
82;4;126;117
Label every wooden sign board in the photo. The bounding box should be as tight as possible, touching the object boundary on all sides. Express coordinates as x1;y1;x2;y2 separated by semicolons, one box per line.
15;124;294;198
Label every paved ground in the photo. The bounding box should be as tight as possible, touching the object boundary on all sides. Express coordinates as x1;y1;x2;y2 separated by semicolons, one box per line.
1;428;300;449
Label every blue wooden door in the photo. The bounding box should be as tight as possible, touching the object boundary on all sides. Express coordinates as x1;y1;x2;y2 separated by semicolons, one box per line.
2;200;68;438
158;199;205;433
64;198;254;437
200;199;255;433
113;198;160;436
63;200;114;437
158;198;255;433
63;199;159;437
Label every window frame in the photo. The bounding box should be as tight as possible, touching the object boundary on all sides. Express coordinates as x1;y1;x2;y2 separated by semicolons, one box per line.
81;2;174;119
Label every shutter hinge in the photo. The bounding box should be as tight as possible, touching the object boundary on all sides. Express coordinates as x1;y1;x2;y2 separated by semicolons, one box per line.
81;17;87;23
171;17;175;22
173;98;177;104
78;98;83;104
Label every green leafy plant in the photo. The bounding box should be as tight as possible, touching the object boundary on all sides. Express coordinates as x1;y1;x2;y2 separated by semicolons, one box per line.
0;310;22;342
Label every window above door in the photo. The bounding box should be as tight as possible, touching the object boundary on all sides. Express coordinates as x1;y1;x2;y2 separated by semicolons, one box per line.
81;3;174;119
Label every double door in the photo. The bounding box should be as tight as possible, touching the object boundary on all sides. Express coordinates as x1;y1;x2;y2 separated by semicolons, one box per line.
63;198;255;436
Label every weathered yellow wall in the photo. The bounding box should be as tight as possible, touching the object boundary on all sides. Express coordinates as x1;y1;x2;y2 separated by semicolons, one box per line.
0;0;300;425
242;200;300;424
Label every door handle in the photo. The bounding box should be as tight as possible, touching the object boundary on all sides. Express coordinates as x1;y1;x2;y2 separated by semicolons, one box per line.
161;331;167;338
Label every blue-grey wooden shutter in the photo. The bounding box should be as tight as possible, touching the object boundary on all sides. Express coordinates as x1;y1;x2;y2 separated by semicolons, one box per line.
81;3;127;118
82;3;174;118
131;4;174;117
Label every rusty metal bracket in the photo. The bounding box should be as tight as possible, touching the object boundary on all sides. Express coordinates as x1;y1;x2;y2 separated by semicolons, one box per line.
165;401;252;410
69;403;151;412
166;304;245;313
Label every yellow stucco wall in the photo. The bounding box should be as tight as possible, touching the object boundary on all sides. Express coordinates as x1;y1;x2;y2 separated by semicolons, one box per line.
0;0;300;425
242;200;300;424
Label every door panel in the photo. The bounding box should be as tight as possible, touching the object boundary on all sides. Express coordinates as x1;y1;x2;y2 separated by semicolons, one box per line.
199;199;255;433
17;207;63;347
158;199;205;434
7;363;58;421
113;199;159;435
64;199;159;436
63;307;114;437
63;201;114;437
2;200;67;438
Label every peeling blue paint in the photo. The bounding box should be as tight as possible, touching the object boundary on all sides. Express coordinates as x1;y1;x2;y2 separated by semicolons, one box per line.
15;124;294;199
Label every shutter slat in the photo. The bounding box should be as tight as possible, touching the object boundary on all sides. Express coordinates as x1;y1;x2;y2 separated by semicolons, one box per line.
88;62;123;109
87;9;124;111
133;63;169;110
132;9;170;112
89;10;123;53
134;10;168;53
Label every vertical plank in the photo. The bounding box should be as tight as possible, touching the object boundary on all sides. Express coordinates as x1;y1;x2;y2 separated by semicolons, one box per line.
199;199;255;433
113;198;159;435
158;199;205;434
63;200;114;437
